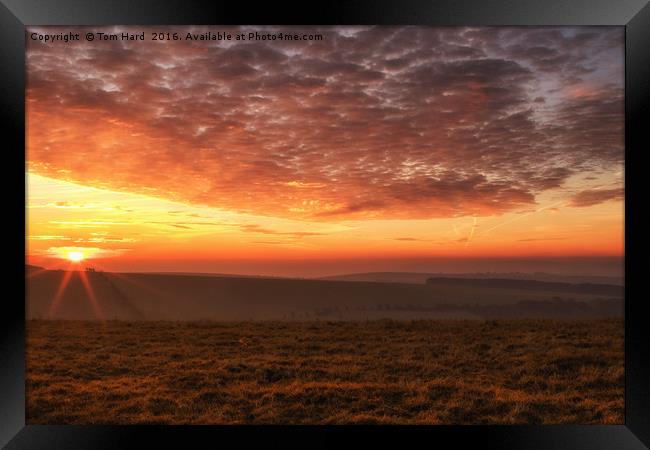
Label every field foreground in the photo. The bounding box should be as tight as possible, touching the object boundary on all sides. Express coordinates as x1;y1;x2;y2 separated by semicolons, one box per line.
27;319;623;424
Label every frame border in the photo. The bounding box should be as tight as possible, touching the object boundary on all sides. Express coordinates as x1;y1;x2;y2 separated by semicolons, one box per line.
2;1;648;448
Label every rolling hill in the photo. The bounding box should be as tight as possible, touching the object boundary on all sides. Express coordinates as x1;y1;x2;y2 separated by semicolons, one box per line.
26;267;623;321
319;271;624;286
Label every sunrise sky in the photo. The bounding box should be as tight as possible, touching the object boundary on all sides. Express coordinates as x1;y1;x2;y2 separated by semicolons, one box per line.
26;26;624;277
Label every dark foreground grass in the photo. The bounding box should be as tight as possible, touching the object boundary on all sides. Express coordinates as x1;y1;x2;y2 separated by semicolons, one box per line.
26;319;623;424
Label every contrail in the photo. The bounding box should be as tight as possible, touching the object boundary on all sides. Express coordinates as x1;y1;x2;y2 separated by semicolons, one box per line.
476;200;568;238
465;217;478;248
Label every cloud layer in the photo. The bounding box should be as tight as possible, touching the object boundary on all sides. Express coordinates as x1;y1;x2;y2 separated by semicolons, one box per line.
27;26;624;220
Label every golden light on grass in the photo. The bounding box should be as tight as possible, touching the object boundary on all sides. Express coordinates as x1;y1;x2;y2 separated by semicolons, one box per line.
25;319;624;424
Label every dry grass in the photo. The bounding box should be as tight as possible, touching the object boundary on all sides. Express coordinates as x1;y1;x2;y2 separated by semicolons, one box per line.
26;319;624;424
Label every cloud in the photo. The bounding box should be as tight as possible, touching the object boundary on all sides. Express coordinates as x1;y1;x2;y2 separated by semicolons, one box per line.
393;237;445;244
239;224;324;238
315;200;387;218
28;235;71;241
517;237;567;242
43;246;130;259
145;220;225;229
568;188;624;207
26;26;624;221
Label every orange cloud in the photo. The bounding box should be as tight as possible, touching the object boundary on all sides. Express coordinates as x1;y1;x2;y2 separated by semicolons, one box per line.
569;188;624;207
26;26;623;221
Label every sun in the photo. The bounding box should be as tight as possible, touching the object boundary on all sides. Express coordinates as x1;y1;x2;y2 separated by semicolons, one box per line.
67;251;85;263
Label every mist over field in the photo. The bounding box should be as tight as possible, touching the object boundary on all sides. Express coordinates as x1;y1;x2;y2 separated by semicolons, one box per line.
27;266;623;321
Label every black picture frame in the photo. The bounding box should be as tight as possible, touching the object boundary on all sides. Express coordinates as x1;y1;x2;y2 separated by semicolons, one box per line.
2;1;649;448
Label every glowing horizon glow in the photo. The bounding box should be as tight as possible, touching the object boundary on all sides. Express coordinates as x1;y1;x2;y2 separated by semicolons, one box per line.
26;170;624;276
67;251;84;262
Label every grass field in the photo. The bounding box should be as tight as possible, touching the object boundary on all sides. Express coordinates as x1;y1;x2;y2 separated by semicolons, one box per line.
26;319;624;424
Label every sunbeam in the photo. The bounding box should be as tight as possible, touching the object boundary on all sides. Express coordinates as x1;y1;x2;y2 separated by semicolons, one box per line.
48;267;74;319
78;270;104;320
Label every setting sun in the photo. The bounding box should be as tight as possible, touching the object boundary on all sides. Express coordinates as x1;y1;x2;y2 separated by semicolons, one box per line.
67;251;84;263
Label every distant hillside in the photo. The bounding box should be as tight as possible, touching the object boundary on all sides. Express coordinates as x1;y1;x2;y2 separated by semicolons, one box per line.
426;277;623;297
27;267;623;321
320;271;624;286
148;272;285;279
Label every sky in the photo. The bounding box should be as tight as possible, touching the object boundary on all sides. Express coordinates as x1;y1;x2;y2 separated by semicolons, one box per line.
26;26;624;277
